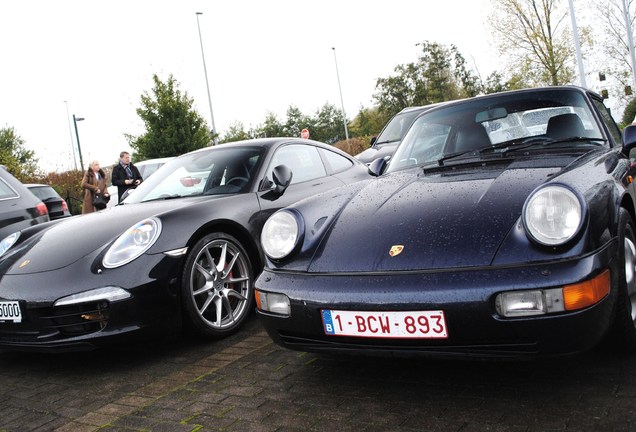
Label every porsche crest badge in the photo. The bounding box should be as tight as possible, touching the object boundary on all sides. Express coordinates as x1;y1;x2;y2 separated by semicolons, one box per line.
19;259;30;269
389;245;404;257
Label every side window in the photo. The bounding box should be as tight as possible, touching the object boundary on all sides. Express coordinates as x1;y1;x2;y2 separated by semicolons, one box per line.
270;145;327;184
0;178;18;200
592;97;622;145
320;148;353;173
142;164;161;178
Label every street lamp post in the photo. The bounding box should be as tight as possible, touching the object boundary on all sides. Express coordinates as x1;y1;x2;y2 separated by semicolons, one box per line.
567;0;586;88
72;114;85;172
331;47;349;141
622;0;636;91
64;101;78;170
195;12;218;145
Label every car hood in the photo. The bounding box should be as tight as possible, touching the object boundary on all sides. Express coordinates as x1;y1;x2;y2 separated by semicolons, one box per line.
0;199;194;275
306;157;572;273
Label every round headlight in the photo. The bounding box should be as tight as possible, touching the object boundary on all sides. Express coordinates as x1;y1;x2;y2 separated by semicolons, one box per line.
261;210;300;259
103;218;162;268
523;185;583;246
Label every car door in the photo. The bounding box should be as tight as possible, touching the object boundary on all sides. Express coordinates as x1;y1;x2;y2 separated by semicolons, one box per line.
256;143;345;223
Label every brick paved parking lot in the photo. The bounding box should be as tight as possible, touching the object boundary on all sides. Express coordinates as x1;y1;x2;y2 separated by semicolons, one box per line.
1;314;636;432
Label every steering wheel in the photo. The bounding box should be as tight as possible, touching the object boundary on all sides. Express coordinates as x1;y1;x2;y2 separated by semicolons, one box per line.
226;177;249;187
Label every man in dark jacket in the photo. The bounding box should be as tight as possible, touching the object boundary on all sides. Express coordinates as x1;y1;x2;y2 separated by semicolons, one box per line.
111;151;143;203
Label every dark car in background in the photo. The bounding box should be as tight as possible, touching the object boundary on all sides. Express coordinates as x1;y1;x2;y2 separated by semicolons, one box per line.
356;105;436;164
25;184;72;220
256;86;636;359
0;138;370;352
0;166;49;242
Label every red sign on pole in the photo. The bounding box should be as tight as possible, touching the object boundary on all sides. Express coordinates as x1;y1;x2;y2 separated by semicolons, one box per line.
301;128;310;139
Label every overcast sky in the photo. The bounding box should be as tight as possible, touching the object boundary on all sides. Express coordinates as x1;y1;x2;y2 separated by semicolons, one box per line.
0;0;500;172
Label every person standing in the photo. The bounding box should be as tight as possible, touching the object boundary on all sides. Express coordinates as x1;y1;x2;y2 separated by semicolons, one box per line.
111;151;143;203
82;160;109;214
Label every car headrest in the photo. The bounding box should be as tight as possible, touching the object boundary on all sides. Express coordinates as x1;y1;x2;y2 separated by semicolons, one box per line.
546;113;585;140
454;123;491;153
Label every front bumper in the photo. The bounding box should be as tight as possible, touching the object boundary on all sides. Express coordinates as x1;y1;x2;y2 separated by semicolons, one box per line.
0;253;184;352
256;242;619;359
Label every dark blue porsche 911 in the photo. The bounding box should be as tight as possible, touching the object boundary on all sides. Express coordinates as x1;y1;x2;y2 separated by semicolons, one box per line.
255;86;636;359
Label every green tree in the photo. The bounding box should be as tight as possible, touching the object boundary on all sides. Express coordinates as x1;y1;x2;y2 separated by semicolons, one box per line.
251;112;286;138
488;0;576;86
622;97;636;126
127;74;210;160
283;106;311;138
349;106;388;138
220;121;251;143
310;103;347;144
0;126;39;181
483;71;517;94
373;41;481;117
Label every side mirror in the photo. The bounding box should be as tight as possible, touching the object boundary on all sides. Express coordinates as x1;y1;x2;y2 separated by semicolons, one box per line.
623;124;636;156
370;136;377;147
368;157;388;177
272;164;293;195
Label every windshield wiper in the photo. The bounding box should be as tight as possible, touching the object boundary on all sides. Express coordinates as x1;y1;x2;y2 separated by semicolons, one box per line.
436;136;607;167
479;137;607;156
436;150;477;166
477;139;545;156
143;194;184;203
374;139;399;145
544;136;607;145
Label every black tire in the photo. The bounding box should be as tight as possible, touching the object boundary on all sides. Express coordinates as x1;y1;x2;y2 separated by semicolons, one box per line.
181;233;253;338
611;208;636;352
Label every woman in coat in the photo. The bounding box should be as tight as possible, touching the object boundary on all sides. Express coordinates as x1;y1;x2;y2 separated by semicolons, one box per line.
81;160;109;214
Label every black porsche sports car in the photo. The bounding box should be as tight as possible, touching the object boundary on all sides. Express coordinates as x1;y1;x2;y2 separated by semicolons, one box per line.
0;138;370;351
255;86;636;359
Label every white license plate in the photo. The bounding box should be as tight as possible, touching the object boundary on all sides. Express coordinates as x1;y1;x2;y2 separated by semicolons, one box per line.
321;309;448;339
0;301;22;323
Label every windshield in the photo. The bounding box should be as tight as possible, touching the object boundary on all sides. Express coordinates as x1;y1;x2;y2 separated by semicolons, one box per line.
375;109;424;145
123;146;265;204
386;89;605;173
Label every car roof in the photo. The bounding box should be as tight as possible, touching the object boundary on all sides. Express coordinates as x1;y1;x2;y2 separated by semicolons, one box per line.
134;157;175;165
398;106;429;114
24;184;54;189
185;137;359;160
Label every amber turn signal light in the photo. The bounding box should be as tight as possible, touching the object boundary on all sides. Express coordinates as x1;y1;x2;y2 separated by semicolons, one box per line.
563;270;610;311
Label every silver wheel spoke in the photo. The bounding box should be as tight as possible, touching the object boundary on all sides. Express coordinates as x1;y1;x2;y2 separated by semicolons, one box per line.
626;237;636;293
204;248;215;272
193;263;214;296
222;294;235;323
222;253;240;278
199;294;215;316
216;242;228;273
228;275;249;284
625;237;636;322
214;296;223;326
226;289;247;302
